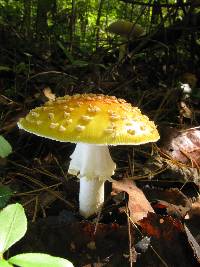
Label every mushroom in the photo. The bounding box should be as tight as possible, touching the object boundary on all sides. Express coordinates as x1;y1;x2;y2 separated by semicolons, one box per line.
18;94;159;218
107;20;144;60
107;20;144;40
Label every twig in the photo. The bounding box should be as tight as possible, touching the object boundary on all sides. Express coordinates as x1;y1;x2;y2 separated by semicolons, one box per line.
29;71;78;81
15;172;74;209
119;0;193;8
126;205;133;267
32;195;39;222
125;210;169;267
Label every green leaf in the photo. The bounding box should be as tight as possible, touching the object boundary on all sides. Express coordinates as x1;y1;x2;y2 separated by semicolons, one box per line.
0;66;11;72
0;136;12;158
0;259;13;267
8;253;74;267
57;41;74;64
73;60;88;67
0;186;13;209
0;204;27;253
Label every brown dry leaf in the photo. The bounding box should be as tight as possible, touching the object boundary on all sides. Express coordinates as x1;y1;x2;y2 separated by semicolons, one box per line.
184;224;200;263
189;197;200;218
165;159;200;184
112;179;154;222
138;213;200;267
144;187;191;219
160;126;200;167
186;197;200;244
43;87;56;101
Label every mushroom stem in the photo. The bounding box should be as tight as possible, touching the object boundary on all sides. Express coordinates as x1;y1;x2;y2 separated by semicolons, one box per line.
79;177;104;218
68;143;116;218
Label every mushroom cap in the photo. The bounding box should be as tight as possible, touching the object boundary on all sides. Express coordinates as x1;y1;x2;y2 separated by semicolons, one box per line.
107;20;144;39
18;93;160;145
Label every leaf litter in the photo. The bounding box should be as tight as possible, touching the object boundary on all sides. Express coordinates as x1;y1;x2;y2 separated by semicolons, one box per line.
1;40;200;267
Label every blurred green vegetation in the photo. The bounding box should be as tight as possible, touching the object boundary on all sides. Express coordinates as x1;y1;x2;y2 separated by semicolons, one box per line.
0;0;192;51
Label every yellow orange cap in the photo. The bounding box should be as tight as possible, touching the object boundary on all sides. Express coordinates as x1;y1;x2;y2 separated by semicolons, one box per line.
18;94;160;145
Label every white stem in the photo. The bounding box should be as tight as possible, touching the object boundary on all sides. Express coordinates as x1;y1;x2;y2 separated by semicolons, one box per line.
68;143;116;218
79;177;104;218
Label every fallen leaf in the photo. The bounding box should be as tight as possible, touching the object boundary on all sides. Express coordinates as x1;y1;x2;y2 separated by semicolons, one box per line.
159;126;200;168
137;213;200;267
0;135;12;158
143;187;191;219
185;197;200;244
188;197;200;218
112;179;154;222
165;159;200;184
184;224;200;263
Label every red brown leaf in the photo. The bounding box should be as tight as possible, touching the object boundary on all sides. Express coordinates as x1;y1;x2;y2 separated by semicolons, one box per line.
112;179;154;222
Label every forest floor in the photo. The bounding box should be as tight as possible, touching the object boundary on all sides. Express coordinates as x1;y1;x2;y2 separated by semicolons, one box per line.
1;33;200;267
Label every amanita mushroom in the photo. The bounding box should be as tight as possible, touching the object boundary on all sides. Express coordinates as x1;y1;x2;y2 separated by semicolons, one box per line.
107;20;144;40
107;20;144;60
18;94;159;218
